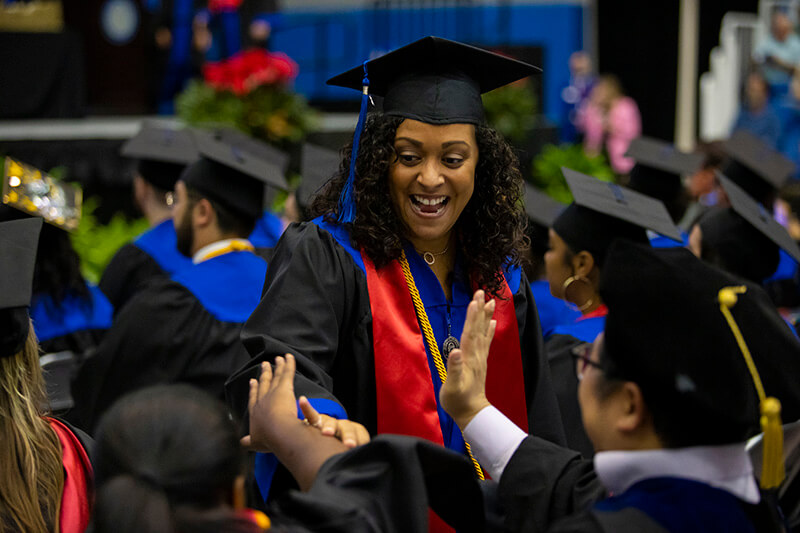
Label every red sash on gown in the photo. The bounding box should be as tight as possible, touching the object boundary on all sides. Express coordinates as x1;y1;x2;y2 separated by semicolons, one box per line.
48;418;93;533
363;253;529;532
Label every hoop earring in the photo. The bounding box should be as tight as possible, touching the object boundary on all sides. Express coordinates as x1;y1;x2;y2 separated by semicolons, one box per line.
562;275;595;312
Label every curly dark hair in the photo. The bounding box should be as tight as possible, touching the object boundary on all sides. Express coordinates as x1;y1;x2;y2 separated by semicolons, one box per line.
310;113;528;297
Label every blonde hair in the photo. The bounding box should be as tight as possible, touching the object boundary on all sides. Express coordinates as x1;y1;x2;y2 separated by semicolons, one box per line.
0;321;65;533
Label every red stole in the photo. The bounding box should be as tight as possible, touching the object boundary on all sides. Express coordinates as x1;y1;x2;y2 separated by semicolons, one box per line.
363;252;529;441
48;418;93;533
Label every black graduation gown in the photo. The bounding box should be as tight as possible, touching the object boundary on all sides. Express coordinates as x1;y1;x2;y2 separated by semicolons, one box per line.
496;436;786;533
227;222;566;446
271;435;486;533
69;250;268;434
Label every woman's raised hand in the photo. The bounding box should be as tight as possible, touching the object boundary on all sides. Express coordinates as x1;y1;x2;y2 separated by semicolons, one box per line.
440;290;496;429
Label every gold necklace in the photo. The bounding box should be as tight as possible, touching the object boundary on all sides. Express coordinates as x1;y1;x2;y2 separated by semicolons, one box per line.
415;244;448;265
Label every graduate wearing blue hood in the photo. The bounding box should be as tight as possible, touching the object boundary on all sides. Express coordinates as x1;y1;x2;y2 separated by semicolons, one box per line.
100;124;197;313
1;158;112;356
69;130;286;433
544;167;682;457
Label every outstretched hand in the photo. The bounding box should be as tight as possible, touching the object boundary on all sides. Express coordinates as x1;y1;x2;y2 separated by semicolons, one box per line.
241;354;301;451
440;290;496;429
241;355;371;451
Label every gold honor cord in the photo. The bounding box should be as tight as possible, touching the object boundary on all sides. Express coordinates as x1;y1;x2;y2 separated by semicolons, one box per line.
718;286;784;489
196;239;255;262
399;251;485;479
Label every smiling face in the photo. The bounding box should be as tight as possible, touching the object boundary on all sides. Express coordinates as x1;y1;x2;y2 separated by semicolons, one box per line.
388;119;477;251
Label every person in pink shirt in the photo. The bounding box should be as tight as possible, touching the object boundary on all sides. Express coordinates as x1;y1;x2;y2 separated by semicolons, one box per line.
577;74;642;174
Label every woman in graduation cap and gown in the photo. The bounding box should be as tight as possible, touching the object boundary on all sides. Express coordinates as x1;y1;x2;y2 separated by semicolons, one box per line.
227;37;567;510
542;168;683;457
0;218;93;533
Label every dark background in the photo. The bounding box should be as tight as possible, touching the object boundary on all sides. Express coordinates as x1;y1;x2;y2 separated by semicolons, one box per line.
597;0;759;142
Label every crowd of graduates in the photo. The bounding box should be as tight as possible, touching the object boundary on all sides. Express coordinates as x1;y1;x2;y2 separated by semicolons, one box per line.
3;35;800;533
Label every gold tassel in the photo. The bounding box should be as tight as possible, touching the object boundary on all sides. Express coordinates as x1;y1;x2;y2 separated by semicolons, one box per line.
718;287;785;489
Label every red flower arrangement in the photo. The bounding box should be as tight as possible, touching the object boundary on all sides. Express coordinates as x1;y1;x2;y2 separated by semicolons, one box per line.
208;0;242;13
202;49;298;96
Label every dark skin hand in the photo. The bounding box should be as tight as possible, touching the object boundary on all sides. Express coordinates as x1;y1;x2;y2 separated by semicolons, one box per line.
241;354;351;491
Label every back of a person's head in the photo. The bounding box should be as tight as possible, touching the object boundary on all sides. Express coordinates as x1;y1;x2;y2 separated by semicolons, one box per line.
0;322;64;533
92;385;259;533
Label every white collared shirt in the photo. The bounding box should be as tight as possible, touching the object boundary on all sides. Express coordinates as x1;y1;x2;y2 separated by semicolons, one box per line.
192;238;253;264
462;405;760;504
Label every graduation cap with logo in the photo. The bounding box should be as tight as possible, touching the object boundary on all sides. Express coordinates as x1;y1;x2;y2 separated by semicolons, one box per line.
2;157;81;231
0;217;42;358
600;240;800;489
552;167;682;264
326;36;540;223
721;130;795;206
297;143;340;214
523;183;565;228
121;125;199;191
181;130;290;219
695;173;800;282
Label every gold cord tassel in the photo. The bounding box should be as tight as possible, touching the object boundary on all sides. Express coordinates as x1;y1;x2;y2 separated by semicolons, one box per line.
718;286;785;489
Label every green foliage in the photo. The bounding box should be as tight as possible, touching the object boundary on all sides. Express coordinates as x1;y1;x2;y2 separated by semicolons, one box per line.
176;80;318;146
70;197;150;284
482;83;538;143
531;144;615;204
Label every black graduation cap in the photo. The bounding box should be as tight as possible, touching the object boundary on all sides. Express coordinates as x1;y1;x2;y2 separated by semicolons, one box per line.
297;143;340;213
600;240;800;455
327;36;540;126
626;136;704;176
625;137;702;222
181;130;289;219
721;130;795;205
121;125;199;191
719;174;800;263
523;183;565;228
210;127;291;175
0;217;42;358
694;173;800;282
552;168;682;264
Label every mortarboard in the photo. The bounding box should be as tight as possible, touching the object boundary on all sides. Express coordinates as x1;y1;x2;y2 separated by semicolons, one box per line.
693;173;800;282
121;125;199;191
181;130;289;219
601;240;800;487
721;130;795;205
297;143;340;213
625;137;702;222
523;183;565;228
552;167;681;264
2;157;81;231
0;217;42;357
211;127;291;174
326;36;540;223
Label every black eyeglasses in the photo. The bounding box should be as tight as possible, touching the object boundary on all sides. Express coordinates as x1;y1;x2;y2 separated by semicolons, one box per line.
571;343;604;381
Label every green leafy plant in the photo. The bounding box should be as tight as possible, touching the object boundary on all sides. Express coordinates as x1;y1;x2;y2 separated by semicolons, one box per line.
70;197;149;284
482;83;538;143
531;144;615;203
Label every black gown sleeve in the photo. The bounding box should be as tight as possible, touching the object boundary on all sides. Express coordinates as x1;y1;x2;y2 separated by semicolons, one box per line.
516;278;567;446
546;333;594;456
98;242;168;314
227;223;376;427
497;436;606;532
68;278;250;434
271;435;486;533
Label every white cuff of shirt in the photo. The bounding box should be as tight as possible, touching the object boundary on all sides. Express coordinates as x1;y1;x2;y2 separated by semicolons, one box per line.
462;405;527;480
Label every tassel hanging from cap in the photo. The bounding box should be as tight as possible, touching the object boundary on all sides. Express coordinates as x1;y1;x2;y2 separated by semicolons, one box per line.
337;61;371;224
718;286;785;489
